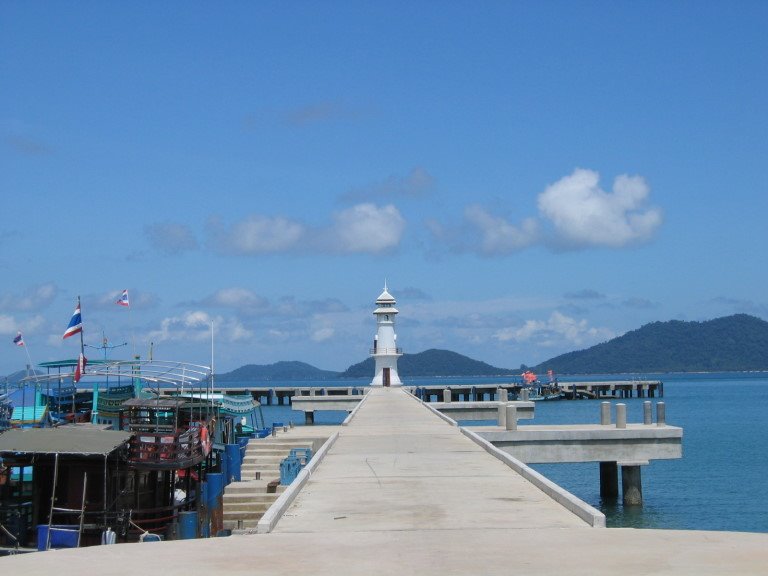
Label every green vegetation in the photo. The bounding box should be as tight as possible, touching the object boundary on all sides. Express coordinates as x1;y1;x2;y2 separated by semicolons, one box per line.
340;349;515;378
532;314;768;374
216;361;339;381
210;314;768;380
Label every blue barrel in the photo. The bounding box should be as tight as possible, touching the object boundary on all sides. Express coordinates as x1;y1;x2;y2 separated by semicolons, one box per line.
225;444;241;482
178;511;198;540
207;472;225;509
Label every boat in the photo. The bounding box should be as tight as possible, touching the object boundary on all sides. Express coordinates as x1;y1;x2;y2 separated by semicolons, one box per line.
0;392;12;432
1;358;231;549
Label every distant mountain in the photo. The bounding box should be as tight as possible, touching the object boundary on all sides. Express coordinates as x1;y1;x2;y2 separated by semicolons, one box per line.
340;349;515;378
2;369;44;384
531;314;768;374
216;361;339;381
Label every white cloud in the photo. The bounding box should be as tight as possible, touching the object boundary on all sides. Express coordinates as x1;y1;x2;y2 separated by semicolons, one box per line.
221;215;305;254
148;310;254;347
0;283;58;312
493;311;614;348
204;288;268;311
430;168;662;256
537;168;662;247
209;203;405;256
311;327;335;342
0;314;16;333
327;203;405;253
464;206;539;254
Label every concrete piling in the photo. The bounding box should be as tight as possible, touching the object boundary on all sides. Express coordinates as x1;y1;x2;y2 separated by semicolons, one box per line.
656;402;666;426
643;401;652;425
443;388;451;403
505;405;517;431
616;404;627;429
601;402;611;425
498;403;507;427
621;465;643;506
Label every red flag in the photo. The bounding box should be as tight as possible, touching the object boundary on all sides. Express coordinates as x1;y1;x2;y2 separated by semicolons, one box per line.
74;353;87;383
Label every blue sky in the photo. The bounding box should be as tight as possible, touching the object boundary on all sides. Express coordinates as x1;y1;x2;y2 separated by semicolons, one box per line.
2;2;767;376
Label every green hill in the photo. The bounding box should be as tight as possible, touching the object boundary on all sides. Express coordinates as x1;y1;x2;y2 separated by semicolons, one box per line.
532;314;768;374
216;361;339;381
340;349;515;378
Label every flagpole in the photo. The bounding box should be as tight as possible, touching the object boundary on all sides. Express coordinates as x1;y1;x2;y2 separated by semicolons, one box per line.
78;296;85;358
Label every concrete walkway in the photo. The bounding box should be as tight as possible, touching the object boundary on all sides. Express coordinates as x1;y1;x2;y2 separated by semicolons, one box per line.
2;387;767;575
274;387;588;533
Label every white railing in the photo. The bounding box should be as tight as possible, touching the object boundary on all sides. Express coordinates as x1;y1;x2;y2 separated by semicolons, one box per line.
370;347;403;355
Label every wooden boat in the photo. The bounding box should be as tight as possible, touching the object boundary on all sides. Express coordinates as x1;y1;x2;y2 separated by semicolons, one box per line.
3;359;225;547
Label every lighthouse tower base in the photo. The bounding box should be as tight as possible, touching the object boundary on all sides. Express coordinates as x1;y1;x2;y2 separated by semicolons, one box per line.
371;357;403;387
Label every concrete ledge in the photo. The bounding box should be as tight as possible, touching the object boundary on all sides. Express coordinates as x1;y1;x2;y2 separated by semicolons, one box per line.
430;400;535;421
292;396;363;412
460;427;606;528
256;432;340;534
405;389;458;426
342;391;371;426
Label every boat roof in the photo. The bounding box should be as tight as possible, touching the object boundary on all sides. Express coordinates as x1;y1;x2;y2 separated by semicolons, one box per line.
38;359;113;369
24;359;211;388
121;397;214;410
0;426;132;456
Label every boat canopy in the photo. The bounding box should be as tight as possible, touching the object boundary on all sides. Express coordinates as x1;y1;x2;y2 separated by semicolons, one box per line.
0;426;132;456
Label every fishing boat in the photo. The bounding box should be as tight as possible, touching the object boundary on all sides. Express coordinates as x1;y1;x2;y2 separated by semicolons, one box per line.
1;359;229;550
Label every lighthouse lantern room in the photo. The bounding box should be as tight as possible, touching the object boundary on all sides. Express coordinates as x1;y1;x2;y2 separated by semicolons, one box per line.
370;283;403;387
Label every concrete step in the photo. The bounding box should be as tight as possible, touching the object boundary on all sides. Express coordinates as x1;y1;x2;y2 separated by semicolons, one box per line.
223;479;284;493
223;519;260;530
222;504;272;516
224;493;279;504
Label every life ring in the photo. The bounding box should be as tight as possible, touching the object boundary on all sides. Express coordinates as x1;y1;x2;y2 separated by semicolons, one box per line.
200;425;211;456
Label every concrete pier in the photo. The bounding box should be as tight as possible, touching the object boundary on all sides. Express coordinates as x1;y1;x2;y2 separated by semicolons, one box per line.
2;388;766;575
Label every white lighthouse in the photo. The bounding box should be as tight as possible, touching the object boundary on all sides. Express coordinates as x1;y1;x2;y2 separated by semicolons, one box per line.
370;283;403;387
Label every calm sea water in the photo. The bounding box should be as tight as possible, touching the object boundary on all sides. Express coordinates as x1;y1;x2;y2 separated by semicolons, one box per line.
248;373;768;534
6;373;766;532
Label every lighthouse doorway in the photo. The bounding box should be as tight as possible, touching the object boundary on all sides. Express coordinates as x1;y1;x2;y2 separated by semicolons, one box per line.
383;368;391;387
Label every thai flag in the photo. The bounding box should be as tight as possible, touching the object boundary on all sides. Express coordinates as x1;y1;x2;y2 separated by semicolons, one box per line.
116;289;130;307
63;302;83;339
13;332;24;346
74;353;87;383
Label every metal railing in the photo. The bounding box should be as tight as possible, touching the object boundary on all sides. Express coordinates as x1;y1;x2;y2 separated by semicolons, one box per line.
369;347;403;355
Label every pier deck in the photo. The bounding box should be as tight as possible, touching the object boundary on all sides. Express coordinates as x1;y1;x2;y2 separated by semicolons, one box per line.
272;387;590;534
2;387;767;575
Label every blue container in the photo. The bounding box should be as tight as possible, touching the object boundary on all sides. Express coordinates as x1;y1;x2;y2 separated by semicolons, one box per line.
280;455;300;485
178;511;198;540
37;525;79;551
207;472;225;509
225;444;242;482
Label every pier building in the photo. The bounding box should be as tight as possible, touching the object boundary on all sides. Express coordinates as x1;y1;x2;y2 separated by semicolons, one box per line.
369;284;402;387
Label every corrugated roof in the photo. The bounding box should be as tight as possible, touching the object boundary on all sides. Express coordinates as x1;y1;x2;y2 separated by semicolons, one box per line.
0;426;132;456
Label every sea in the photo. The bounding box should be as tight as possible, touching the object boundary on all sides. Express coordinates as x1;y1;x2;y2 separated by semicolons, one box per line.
5;372;766;533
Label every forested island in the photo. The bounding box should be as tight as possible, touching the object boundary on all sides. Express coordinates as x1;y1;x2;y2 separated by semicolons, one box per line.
182;314;768;380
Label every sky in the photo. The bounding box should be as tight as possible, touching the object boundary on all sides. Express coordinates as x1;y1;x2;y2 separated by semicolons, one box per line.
1;2;767;377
